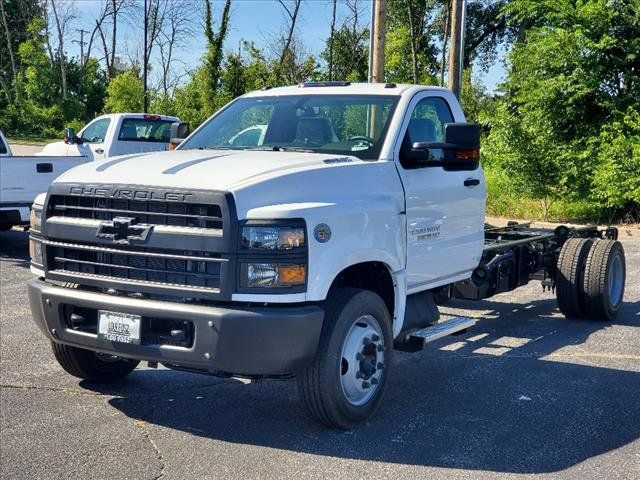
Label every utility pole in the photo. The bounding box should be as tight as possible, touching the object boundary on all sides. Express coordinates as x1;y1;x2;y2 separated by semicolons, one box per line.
369;0;387;83
143;0;148;113
459;0;467;91
74;29;89;66
448;0;465;98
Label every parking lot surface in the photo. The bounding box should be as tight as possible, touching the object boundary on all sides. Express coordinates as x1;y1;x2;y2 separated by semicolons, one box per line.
1;230;638;479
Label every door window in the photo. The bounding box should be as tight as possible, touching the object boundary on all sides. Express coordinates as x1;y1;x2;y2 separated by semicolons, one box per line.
401;97;454;165
118;118;175;142
0;136;7;154
82;118;111;143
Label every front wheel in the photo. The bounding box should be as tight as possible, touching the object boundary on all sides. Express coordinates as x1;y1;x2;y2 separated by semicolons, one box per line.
298;288;392;429
51;342;139;382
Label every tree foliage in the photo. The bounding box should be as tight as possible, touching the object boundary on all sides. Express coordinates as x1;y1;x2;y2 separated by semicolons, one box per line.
104;69;144;113
485;0;640;217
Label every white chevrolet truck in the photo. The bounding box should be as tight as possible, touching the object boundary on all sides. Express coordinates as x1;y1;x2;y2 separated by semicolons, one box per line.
28;82;626;429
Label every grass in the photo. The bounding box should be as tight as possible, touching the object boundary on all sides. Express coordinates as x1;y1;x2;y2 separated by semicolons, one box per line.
484;167;620;224
7;136;58;146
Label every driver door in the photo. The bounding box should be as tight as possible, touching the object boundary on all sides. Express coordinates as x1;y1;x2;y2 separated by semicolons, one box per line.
80;118;111;161
396;93;486;292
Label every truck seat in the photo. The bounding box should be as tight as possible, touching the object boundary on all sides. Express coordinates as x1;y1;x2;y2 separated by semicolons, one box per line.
294;117;338;145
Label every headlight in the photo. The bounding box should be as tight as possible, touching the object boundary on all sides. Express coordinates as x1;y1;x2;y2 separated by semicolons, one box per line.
241;225;305;250
30;205;43;232
29;238;43;265
241;263;307;288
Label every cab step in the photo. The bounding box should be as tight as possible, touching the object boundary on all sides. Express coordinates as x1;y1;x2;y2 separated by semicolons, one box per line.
394;316;477;352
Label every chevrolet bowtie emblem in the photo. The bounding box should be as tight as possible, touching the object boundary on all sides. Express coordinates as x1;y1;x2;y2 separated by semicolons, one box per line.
96;217;153;244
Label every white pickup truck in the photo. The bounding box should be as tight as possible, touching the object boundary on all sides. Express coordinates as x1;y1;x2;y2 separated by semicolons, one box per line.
27;82;626;429
0;114;179;230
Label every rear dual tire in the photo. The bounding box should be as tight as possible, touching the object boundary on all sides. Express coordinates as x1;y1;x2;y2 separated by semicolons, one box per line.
583;240;626;321
556;239;625;321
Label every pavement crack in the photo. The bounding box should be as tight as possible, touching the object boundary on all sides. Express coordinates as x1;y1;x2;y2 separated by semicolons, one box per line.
0;383;105;396
134;417;166;480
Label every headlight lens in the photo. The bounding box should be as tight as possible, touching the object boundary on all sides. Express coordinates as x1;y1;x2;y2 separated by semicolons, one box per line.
241;263;306;288
29;238;43;265
241;226;305;250
30;205;43;232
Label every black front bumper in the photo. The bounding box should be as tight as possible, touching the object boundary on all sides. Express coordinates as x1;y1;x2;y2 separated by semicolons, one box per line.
28;279;324;376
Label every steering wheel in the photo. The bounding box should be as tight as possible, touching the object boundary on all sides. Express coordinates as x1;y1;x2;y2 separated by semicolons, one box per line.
348;136;374;146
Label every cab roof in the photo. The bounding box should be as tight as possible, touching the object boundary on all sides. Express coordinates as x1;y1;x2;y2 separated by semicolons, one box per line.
241;82;451;98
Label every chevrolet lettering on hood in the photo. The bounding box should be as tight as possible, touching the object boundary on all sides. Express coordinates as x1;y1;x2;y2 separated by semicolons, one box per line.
68;186;194;202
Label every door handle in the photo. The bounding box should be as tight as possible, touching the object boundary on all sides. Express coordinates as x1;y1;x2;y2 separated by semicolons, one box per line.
464;178;480;187
95;148;104;154
36;163;53;173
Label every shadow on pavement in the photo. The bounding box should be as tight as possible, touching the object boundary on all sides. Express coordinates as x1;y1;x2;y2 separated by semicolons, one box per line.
83;297;639;474
0;230;30;269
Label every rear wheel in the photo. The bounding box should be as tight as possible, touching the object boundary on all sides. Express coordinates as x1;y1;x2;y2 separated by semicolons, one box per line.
583;240;626;321
556;238;593;319
298;288;392;429
51;342;139;382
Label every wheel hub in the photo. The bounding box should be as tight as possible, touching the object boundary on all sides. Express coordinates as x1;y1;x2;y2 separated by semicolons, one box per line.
608;254;624;306
340;314;385;406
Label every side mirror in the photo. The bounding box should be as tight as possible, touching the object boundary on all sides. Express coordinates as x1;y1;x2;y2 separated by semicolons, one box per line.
169;121;189;150
63;128;76;144
408;123;480;171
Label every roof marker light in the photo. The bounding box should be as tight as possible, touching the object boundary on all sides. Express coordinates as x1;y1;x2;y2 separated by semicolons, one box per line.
298;81;351;88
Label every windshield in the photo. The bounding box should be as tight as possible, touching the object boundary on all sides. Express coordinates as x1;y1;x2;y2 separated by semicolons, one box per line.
179;94;399;160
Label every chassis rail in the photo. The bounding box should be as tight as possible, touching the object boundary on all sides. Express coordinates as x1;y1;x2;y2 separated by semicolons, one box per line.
448;221;618;301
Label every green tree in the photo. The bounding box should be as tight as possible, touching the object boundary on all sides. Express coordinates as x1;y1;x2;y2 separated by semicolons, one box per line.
0;0;42;102
485;0;640;218
202;0;232;113
321;23;369;82
104;70;144;113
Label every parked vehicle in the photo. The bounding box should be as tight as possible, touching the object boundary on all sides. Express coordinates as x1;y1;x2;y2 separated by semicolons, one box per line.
0;114;181;231
27;82;626;429
38;113;180;161
1;130;87;231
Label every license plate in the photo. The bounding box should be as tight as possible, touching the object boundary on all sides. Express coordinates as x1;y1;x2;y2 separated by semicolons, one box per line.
98;310;141;345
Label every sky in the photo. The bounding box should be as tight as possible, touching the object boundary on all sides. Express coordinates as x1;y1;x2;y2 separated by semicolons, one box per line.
66;0;506;92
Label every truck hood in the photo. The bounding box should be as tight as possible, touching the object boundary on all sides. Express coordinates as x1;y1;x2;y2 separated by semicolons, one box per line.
37;141;83;157
52;149;366;191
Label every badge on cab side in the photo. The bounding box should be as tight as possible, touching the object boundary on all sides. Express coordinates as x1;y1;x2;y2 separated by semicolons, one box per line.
313;223;332;243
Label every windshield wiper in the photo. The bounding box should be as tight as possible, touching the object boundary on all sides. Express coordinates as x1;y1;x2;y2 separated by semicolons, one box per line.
245;146;316;153
196;146;238;150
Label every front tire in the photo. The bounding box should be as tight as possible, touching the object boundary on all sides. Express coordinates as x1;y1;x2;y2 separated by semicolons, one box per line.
51;342;139;382
298;288;392;429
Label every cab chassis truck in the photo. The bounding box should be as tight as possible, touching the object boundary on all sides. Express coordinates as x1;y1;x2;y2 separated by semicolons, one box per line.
27;82;627;429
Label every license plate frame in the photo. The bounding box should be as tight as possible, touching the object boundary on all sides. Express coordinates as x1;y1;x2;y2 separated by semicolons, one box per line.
97;310;142;345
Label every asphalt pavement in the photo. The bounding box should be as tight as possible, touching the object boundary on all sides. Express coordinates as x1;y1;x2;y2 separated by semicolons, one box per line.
1;229;638;480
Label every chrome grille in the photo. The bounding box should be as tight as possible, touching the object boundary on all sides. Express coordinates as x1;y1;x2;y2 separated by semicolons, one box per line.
48;195;222;229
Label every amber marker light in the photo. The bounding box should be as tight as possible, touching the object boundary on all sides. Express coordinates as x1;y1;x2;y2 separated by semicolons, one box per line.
455;149;480;160
278;265;306;285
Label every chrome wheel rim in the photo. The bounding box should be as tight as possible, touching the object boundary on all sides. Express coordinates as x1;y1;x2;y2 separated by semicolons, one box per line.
339;314;385;407
608;254;624;306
